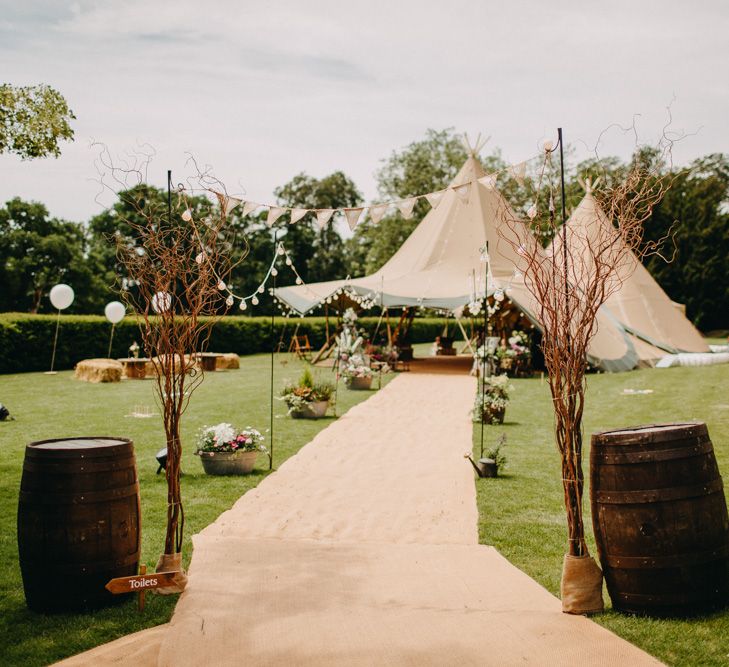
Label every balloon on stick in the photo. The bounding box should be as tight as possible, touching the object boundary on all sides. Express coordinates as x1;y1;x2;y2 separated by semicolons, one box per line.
104;301;126;358
46;284;75;375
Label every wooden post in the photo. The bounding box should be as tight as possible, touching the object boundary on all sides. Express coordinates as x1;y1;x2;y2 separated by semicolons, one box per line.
138;564;147;612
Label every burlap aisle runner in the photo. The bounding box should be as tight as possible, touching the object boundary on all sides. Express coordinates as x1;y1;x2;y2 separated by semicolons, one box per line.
154;373;661;667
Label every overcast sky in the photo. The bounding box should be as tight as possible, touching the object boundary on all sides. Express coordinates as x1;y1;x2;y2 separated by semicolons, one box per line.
2;0;728;225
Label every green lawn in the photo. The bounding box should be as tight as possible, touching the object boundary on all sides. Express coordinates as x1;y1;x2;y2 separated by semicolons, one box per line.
473;361;729;667
0;354;390;666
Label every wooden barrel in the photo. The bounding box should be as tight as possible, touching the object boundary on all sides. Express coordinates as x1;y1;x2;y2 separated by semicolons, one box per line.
17;437;141;613
590;422;729;616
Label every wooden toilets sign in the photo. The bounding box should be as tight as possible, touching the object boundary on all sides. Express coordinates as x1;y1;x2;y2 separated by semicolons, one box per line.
106;565;181;611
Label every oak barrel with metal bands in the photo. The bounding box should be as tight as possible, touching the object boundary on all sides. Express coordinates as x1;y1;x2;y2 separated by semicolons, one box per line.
590;422;729;616
17;437;141;613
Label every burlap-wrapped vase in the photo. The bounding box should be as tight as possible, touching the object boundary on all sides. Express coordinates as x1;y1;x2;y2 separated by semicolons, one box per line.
560;553;604;615
155;552;188;595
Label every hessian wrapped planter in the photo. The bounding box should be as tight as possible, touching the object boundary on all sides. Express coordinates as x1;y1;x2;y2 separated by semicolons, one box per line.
560;554;604;615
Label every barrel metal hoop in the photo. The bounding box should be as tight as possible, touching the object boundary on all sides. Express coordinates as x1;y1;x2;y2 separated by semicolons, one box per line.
19;482;140;505
613;589;727;605
596;477;724;504
21;457;137;475
604;543;729;569
22;551;140;574
594;438;714;465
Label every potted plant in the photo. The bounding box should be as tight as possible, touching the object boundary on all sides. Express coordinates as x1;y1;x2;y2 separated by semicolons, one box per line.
341;363;374;390
473;374;513;424
280;369;334;419
195;422;266;475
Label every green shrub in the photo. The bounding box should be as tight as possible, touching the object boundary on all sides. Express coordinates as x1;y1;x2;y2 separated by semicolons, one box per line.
0;314;455;374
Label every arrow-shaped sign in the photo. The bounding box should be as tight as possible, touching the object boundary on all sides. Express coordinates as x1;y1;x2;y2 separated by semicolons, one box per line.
105;570;180;595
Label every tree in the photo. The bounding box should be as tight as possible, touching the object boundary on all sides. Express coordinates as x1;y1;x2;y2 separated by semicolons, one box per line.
644;154;729;331
0;84;75;159
0;198;98;313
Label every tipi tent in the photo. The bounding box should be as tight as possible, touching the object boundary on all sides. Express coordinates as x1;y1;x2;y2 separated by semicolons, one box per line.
550;187;708;365
273;156;643;371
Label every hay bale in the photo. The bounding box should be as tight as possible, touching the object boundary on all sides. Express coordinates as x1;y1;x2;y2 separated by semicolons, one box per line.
216;353;240;370
146;354;200;376
74;359;123;383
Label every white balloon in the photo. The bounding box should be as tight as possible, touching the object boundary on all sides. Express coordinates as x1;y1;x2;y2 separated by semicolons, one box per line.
50;284;74;310
104;301;126;324
152;291;172;314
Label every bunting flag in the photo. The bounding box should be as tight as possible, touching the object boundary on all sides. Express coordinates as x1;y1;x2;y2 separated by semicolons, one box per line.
289;208;308;225
425;189;446;209
267;206;285;227
509;161;527;184
368;203;389;224
396;197;418;219
242;201;259;217
224;197;241;215
527;204;538;220
316;209;334;229
478;174;497;190
344;207;364;231
453;183;471;203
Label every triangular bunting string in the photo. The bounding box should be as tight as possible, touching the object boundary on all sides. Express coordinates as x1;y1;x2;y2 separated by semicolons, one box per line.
267;206;285;227
453;183;471;203
396;197;417;219
425;189;445;209
368;203;389;224
289;208;308;225
344;207;364;231
478;174;497;190
316;209;334;229
242;201;259;217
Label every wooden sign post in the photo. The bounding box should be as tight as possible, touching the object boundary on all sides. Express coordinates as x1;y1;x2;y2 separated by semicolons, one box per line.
106;566;181;612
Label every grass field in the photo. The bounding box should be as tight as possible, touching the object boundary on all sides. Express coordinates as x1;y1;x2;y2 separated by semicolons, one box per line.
473;360;729;667
1;348;728;666
0;354;390;667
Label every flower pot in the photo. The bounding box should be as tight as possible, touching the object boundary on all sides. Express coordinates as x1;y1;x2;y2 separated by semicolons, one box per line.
347;376;373;390
198;450;258;475
482;406;505;425
291;400;329;419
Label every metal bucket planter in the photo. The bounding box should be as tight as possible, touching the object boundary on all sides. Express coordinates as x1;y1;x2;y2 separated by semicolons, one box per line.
347;376;373;390
198;450;258;475
291;400;329;419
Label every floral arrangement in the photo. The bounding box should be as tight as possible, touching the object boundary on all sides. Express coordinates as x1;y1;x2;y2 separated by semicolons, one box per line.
342;307;358;327
340;363;373;385
505;330;531;363
473;374;514;424
335;328;364;363
485;434;508;472
280;368;334;415
195;422;266;454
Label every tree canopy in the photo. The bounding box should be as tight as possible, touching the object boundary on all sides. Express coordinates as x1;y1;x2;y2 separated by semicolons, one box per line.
0;84;75;159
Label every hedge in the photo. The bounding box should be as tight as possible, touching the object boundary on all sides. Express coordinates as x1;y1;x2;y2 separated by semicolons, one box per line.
0;314;452;374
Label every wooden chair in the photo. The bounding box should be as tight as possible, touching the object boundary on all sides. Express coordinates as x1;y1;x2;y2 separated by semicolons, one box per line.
288;334;313;360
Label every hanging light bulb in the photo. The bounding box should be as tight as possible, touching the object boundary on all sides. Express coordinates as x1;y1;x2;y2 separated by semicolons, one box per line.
225;295;234;307
239;300;247;311
217;280;226;290
285;257;292;266
251;296;259;306
257;285;264;294
195;252;205;264
271;267;278;276
182;208;193;222
296;277;303;285
543;140;554;151
277;245;285;256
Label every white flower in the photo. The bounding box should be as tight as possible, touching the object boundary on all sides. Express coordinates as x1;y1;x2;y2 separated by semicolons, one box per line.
210;422;236;445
